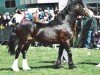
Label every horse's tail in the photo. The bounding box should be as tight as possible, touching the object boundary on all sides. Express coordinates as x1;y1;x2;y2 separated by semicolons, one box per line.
8;28;17;55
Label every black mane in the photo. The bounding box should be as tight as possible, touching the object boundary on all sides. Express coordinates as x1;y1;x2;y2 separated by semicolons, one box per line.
48;2;77;25
48;6;69;25
35;5;69;27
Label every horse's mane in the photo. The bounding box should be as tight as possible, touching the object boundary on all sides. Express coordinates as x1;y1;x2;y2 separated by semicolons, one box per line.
35;1;84;27
48;5;69;25
48;2;78;25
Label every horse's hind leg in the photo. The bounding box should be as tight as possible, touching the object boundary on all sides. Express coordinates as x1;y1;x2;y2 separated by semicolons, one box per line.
21;41;31;71
54;44;64;68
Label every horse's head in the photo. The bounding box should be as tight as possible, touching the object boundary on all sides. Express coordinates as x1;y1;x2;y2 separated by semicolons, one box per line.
72;0;95;17
61;0;85;18
71;0;85;16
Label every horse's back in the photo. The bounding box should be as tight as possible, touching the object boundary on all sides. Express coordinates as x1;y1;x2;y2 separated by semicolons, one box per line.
35;22;52;28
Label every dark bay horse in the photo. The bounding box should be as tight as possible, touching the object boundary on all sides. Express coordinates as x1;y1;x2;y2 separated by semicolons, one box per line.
8;0;86;72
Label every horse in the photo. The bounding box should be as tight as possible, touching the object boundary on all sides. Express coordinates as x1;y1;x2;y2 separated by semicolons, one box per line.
8;0;86;72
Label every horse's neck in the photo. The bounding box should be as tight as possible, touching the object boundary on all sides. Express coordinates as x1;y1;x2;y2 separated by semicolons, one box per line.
53;2;74;25
62;12;76;31
67;12;76;23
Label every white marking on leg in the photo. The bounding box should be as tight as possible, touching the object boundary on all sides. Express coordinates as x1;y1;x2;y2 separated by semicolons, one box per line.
11;59;19;72
22;59;31;71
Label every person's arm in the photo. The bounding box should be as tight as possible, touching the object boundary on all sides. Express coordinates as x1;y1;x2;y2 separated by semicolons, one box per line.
83;7;94;17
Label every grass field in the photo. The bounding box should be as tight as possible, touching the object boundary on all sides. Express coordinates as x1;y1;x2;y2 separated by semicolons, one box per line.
0;45;100;75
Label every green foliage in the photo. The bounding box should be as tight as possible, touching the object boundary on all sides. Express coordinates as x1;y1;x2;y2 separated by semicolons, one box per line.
0;45;100;75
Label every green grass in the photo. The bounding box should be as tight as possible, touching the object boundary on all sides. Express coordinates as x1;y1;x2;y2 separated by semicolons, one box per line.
0;45;100;75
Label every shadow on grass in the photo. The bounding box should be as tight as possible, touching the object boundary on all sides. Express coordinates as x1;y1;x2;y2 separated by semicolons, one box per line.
30;65;54;69
30;60;64;69
0;68;12;71
0;61;65;71
30;65;65;69
78;62;98;65
39;60;55;64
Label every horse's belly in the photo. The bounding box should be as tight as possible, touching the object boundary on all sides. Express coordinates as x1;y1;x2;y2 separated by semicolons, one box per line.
44;30;57;38
35;27;73;43
36;29;58;43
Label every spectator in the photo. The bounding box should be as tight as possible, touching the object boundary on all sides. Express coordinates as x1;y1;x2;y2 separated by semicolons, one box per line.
39;8;45;22
79;15;97;48
34;10;39;22
0;14;3;24
5;12;10;25
43;10;50;23
74;16;83;47
25;10;33;21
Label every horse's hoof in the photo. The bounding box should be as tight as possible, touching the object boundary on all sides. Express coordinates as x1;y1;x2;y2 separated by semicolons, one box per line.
53;61;64;69
22;66;31;71
69;65;77;69
53;64;63;69
22;59;31;71
11;67;19;72
53;63;63;69
23;68;31;71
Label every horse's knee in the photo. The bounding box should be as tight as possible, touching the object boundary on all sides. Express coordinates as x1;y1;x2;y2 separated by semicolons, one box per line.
15;50;20;54
21;50;26;54
21;50;27;59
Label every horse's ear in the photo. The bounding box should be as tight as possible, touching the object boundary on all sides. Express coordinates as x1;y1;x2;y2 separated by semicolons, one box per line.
78;0;82;1
77;0;83;3
76;0;84;7
73;0;82;3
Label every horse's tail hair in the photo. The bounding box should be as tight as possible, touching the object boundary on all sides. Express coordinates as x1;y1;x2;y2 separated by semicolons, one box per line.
8;28;17;55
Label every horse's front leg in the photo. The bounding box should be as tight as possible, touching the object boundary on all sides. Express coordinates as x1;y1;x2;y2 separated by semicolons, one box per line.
21;41;31;71
54;44;64;68
64;40;76;69
11;44;22;72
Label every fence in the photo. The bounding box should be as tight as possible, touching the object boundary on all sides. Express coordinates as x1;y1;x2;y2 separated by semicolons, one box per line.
0;26;12;44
